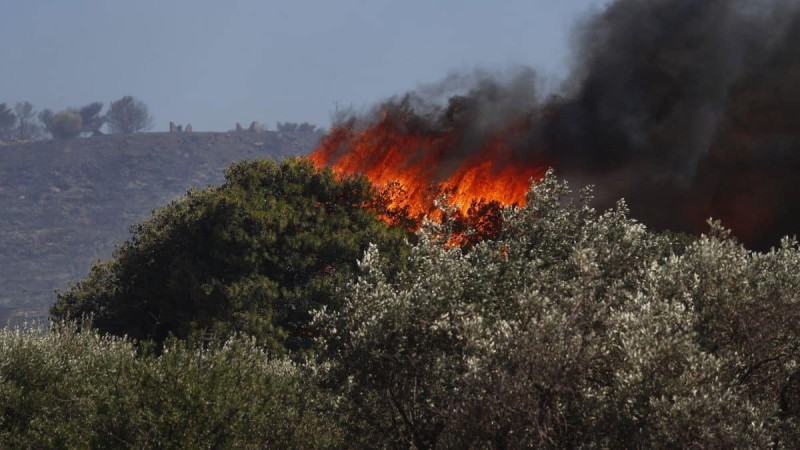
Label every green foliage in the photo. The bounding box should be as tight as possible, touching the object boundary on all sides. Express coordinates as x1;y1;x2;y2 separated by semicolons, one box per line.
317;171;799;447
0;321;342;449
35;166;800;446
50;110;83;139
52;158;409;353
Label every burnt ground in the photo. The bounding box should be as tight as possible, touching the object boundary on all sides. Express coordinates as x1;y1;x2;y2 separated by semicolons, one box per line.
0;131;320;324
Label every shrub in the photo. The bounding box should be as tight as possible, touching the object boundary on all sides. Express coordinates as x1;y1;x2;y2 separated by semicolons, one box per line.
50;110;82;139
0;321;342;448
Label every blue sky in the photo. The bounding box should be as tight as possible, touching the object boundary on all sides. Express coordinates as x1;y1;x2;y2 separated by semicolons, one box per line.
0;0;610;131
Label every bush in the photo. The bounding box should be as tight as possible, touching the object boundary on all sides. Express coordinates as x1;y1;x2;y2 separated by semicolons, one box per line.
51;158;409;354
49;110;82;139
0;321;341;448
316;171;797;447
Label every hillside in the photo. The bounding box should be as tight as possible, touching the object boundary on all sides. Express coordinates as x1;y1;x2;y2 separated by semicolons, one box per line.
0;131;320;323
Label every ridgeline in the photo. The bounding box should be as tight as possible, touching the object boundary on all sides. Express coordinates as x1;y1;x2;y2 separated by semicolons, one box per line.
0;130;320;323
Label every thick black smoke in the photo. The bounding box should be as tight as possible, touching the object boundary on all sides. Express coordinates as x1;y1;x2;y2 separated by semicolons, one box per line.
335;0;800;248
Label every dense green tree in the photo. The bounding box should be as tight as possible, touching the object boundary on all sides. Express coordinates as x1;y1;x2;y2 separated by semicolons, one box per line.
49;110;83;139
52;158;409;353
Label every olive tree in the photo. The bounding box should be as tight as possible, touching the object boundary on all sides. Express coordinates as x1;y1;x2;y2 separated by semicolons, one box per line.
317;171;787;448
0;321;342;448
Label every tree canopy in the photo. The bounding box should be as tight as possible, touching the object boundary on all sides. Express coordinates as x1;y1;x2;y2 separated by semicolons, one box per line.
316;172;800;447
51;158;409;353
77;102;105;133
105;95;153;134
0;321;341;449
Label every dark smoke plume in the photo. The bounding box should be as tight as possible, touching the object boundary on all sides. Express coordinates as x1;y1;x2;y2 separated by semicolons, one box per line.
328;0;800;249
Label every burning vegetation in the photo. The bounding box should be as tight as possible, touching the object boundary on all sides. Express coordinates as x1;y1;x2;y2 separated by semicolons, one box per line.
310;102;552;220
311;0;800;249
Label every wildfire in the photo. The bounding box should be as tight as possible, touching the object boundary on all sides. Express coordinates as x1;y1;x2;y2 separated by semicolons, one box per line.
309;111;553;227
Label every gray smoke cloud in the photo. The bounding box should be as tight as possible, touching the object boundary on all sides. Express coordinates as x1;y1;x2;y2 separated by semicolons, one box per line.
550;0;793;171
327;0;800;248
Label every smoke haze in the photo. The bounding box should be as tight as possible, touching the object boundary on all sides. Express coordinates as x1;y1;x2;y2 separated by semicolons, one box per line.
317;0;800;248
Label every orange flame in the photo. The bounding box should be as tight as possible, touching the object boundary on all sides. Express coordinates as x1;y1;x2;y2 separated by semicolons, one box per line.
309;112;553;226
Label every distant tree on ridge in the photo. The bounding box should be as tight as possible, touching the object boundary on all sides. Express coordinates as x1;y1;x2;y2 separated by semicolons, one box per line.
14;101;43;140
106;95;153;134
0;103;16;139
77;102;105;134
277;121;322;133
50;111;83;139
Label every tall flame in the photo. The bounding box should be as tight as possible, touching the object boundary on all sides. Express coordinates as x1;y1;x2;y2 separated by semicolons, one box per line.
309;112;553;223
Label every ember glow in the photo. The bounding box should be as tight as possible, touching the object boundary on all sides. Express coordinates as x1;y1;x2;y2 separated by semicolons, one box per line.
309;112;553;221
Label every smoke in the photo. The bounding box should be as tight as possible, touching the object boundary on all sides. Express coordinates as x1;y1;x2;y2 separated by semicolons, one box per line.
322;0;800;249
557;1;749;169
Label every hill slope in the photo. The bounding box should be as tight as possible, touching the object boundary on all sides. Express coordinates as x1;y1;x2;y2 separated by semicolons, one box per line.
0;131;320;323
